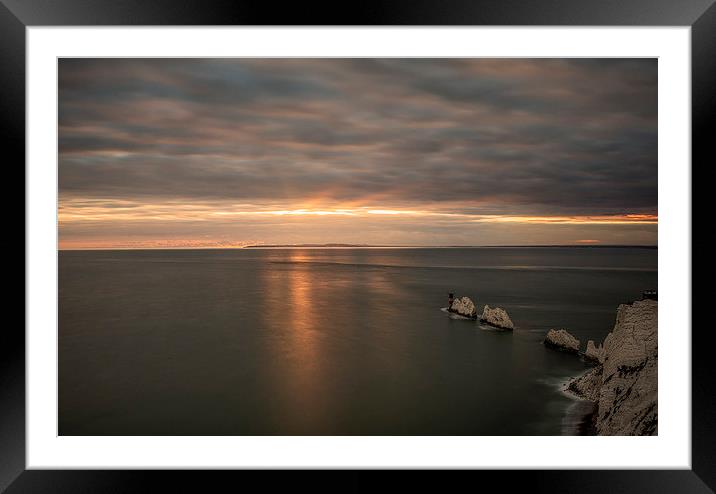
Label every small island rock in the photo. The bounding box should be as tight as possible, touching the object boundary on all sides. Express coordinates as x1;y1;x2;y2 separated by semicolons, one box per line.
449;296;477;319
544;329;580;353
480;305;515;330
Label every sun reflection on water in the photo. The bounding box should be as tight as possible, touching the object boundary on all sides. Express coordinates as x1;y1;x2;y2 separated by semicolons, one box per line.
259;250;326;428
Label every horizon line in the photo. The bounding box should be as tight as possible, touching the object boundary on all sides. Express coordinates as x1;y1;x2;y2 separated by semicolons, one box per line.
58;243;659;252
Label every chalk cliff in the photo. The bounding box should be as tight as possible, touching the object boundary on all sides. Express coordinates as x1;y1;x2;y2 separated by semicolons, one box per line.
566;299;658;435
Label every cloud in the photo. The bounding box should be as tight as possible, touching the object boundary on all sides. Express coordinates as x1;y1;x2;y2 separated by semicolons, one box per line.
58;58;657;247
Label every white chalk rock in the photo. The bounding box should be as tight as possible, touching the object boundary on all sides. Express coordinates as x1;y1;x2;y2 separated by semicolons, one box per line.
565;299;658;436
585;340;606;363
566;365;603;402
596;299;658;435
449;296;477;319
480;305;515;330
544;329;580;353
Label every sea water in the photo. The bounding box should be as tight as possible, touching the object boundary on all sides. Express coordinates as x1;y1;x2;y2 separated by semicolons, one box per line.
59;247;657;435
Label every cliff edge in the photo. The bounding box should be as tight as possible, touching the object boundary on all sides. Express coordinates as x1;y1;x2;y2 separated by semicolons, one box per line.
566;299;658;435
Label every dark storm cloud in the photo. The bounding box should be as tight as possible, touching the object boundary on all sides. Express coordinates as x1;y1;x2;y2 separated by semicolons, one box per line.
58;58;657;216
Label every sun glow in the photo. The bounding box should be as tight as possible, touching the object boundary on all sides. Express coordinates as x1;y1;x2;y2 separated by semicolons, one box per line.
59;199;658;225
58;198;657;249
268;209;356;216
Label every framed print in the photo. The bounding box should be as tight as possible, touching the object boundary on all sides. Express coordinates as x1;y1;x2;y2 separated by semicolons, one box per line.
5;0;714;491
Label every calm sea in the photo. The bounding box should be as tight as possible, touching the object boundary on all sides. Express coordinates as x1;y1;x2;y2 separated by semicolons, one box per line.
59;247;657;435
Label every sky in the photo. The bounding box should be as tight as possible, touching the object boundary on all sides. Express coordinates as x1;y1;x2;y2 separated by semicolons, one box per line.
58;58;657;249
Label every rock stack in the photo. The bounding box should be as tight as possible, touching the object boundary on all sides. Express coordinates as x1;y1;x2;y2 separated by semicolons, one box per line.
480;305;515;330
543;329;580;353
448;296;477;319
584;340;606;363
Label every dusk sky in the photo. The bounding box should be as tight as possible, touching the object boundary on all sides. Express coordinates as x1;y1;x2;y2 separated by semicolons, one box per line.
58;58;657;249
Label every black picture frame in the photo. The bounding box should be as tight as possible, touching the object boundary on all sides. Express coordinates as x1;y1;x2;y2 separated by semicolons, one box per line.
5;0;713;491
